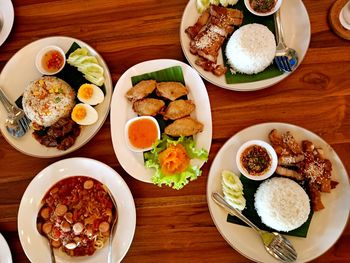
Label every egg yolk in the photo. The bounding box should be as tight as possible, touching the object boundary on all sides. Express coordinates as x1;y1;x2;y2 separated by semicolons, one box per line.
78;84;94;100
72;106;87;121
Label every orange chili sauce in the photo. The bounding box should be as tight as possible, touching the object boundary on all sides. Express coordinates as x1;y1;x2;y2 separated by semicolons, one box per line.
41;50;64;73
128;118;158;149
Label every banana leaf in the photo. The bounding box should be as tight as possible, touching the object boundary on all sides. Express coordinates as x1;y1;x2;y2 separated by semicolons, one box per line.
223;1;283;84
131;66;185;86
227;175;313;238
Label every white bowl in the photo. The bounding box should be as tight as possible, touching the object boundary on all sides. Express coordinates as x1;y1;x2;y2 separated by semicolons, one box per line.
236;139;278;181
244;0;282;17
35;45;66;75
124;116;160;152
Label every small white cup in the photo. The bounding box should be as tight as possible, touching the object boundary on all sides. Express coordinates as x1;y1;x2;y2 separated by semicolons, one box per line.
340;0;350;30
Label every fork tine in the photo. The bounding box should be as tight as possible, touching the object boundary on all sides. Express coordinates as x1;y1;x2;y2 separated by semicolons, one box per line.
275;243;296;262
282;56;292;71
271;246;289;262
19;119;29;131
274;57;285;72
280;57;290;72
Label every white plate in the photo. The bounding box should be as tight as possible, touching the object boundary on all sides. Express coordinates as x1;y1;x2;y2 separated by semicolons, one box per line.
18;157;136;263
0;0;14;46
0;36;112;158
207;122;350;262
110;59;212;183
180;0;311;91
0;233;12;263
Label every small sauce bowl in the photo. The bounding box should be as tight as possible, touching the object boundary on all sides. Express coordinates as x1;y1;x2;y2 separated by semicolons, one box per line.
244;0;282;17
236;140;278;181
125;116;160;152
35;45;66;75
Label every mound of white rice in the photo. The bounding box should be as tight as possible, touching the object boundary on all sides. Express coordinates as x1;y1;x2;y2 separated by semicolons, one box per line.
23;76;75;127
225;23;276;74
254;177;310;232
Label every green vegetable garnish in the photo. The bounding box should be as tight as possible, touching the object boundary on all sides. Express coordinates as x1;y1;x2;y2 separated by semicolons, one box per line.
144;135;208;190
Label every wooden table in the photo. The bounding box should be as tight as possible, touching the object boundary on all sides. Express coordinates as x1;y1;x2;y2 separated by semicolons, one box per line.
0;0;349;262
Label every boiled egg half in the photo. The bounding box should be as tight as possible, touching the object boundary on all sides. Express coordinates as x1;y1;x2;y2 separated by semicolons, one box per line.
77;83;104;105
71;103;98;125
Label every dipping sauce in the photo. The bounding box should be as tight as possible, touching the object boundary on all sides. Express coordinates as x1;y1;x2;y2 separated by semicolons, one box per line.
240;144;271;176
128;118;159;149
249;0;277;13
41;49;65;73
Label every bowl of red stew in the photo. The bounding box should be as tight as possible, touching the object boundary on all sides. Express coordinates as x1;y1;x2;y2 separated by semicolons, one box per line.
244;0;282;17
125;116;160;152
236;139;278;180
35;45;66;75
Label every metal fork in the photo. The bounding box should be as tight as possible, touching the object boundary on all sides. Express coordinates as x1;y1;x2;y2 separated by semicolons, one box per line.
274;9;298;73
212;192;297;262
106;187;118;263
0;87;31;137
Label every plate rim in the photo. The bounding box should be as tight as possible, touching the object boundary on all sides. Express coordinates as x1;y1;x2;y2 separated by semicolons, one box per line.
17;157;136;263
206;122;350;262
179;0;311;91
0;36;112;158
110;58;212;183
0;0;14;47
0;233;12;263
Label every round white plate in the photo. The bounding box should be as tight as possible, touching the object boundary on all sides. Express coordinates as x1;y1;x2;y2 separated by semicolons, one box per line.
0;0;14;46
0;36;112;158
207;122;350;262
18;157;136;263
180;0;311;91
110;59;212;183
0;233;12;263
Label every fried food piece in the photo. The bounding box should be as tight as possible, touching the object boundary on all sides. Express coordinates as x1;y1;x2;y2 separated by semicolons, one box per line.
275;166;304;181
185;9;210;39
132;98;165;116
162;100;195;120
156;82;189;101
164;117;203;137
195;58;227;76
125;80;156;102
269;129;302;155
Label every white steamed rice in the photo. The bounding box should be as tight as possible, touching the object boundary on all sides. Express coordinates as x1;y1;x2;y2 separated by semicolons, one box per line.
225;23;276;74
254;177;310;232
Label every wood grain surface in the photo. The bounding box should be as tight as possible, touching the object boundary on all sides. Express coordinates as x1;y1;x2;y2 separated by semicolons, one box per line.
0;0;349;262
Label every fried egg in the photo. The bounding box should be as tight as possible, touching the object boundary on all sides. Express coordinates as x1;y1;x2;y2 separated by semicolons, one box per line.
71;103;98;125
77;83;104;105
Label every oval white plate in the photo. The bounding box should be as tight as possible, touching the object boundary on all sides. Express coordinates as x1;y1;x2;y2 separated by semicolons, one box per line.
0;233;12;263
0;36;112;158
207;122;350;262
18;157;136;263
180;0;311;91
110;59;212;183
0;0;14;46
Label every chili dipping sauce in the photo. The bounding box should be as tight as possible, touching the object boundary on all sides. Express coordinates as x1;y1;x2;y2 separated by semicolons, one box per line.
249;0;277;13
128;118;159;149
41;49;65;73
240;144;272;176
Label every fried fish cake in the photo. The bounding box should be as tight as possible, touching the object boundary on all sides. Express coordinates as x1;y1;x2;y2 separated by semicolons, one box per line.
162;100;195;120
156;82;189;101
132;98;165;116
125;80;156;102
164;117;203;137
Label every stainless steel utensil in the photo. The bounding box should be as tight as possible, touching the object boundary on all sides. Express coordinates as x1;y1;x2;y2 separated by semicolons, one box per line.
0;88;31;137
274;9;298;72
106;187;118;263
212;192;297;262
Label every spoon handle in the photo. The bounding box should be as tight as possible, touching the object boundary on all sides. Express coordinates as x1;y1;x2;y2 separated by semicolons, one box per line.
211;192;260;233
0;88;15;114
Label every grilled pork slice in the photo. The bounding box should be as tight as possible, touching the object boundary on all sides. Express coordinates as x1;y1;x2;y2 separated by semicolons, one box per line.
162;100;195;120
195;58;227;76
156;82;189;101
132;98;165;116
188;5;243;63
125;80;157;102
185;9;210;39
165;117;203;137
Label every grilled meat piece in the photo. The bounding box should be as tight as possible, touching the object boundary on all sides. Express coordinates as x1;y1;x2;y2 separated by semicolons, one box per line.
195;58;227;76
132;98;165;116
162;100;195;120
125;80;157;102
165;117;203;137
185;9;210;39
156;82;189;101
188;5;243;63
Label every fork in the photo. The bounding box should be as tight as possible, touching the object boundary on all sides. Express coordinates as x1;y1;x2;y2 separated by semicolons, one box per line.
0;87;31;137
212;192;297;262
274;9;298;73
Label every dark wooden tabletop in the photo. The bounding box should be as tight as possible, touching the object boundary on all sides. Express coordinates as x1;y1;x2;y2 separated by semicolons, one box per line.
0;0;349;262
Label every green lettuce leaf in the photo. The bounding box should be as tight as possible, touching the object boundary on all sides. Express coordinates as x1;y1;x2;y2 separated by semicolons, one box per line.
144;135;208;190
